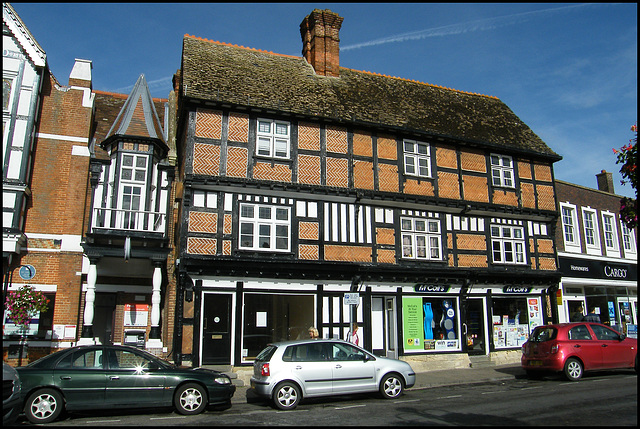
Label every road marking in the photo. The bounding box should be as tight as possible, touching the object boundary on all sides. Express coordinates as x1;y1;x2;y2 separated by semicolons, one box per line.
334;404;367;410
481;391;502;395
394;399;421;403
520;386;543;390
276;409;310;413
150;416;187;420
436;395;462;399
86;420;121;423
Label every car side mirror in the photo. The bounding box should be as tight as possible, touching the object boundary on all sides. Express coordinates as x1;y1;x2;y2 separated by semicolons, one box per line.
619;334;626;341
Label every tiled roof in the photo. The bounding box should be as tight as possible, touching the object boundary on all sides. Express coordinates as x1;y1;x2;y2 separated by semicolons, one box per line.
181;35;559;159
92;88;167;160
105;74;166;144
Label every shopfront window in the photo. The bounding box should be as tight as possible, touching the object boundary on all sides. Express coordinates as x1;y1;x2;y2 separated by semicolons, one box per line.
492;296;543;349
402;296;460;353
242;293;314;361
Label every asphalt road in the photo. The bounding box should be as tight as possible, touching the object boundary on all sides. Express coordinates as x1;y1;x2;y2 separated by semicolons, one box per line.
11;370;637;426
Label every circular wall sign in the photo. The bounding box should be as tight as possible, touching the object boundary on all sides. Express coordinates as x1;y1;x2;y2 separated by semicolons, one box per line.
19;264;36;280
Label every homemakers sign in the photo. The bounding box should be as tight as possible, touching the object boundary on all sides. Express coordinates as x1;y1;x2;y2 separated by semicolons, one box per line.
558;256;637;282
414;284;450;293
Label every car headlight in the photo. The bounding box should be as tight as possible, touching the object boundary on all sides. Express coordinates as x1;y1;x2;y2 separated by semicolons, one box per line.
215;375;231;384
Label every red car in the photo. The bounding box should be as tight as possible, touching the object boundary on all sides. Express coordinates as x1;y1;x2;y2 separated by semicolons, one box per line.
521;322;637;381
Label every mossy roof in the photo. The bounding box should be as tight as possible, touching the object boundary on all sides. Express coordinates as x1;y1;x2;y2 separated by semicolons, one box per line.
181;35;560;159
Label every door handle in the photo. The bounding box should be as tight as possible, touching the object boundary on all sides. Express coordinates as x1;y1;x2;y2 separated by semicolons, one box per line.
601;344;608;348
60;376;71;380
295;366;302;370
335;365;342;369
573;345;581;348
109;376;120;380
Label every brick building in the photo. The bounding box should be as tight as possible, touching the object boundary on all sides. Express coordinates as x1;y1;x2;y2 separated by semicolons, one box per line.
3;2;94;362
171;9;563;377
555;171;637;330
3;3;177;363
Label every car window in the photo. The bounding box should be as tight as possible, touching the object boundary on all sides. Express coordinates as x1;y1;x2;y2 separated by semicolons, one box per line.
110;349;156;370
590;324;621;341
256;345;278;362
331;343;366;361
286;344;328;362
568;325;592;340
56;349;103;369
530;327;556;342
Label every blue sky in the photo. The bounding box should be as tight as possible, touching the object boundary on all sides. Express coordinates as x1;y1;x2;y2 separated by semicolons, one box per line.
11;3;637;198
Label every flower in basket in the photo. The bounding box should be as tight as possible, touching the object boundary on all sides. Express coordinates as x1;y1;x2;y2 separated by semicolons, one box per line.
5;285;49;329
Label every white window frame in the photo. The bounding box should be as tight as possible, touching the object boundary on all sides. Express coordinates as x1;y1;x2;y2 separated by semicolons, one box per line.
403;139;431;178
400;216;442;260
620;221;637;257
239;203;291;252
601;211;620;257
256;118;290;159
3;73;17;112
490;224;526;265
193;190;217;209
490;154;515;188
581;207;601;256
560;203;581;252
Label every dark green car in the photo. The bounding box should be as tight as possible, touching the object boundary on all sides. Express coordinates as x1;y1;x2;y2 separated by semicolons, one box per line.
16;345;235;424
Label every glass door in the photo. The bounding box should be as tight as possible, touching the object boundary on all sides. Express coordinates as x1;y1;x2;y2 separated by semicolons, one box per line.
464;298;486;355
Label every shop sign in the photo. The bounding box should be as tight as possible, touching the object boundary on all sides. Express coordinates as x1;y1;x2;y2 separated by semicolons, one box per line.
558;256;637;281
124;304;149;327
502;286;532;294
414;284;450;293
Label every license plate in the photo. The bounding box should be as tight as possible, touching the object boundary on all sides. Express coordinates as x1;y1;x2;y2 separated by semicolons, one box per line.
529;360;543;366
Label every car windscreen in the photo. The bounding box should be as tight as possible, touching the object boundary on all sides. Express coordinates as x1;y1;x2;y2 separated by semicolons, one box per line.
255;345;277;362
529;327;557;342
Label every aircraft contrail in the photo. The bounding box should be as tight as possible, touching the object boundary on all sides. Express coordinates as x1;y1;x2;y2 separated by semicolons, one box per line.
341;4;595;51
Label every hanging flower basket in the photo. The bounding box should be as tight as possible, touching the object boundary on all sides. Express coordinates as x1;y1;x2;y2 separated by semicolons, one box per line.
5;285;50;329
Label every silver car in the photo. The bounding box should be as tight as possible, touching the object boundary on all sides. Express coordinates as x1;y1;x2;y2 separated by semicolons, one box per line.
250;339;416;410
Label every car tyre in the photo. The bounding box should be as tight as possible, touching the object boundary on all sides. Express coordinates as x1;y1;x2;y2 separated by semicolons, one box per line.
25;388;64;424
379;373;404;399
564;358;583;381
273;381;301;410
174;383;208;415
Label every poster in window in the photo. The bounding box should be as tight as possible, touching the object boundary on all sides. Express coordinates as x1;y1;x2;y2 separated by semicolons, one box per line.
124;304;149;327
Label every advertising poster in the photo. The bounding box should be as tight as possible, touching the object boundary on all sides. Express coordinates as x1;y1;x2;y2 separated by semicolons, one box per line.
402;297;424;350
527;298;543;331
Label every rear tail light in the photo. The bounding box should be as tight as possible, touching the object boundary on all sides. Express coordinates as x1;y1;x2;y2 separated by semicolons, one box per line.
260;363;270;376
550;344;559;354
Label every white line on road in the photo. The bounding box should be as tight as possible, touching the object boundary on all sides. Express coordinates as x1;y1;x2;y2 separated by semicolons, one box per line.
394;399;421;403
86;420;121;424
481;391;502;395
150;416;187;420
334;404;367;410
436;395;462;399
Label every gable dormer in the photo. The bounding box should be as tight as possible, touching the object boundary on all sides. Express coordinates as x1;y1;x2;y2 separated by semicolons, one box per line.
88;75;172;237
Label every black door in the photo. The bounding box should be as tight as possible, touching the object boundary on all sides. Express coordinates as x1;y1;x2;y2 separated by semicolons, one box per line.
202;294;232;365
93;293;117;345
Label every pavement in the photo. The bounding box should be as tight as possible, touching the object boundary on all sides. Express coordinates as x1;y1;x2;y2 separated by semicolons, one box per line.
231;364;525;404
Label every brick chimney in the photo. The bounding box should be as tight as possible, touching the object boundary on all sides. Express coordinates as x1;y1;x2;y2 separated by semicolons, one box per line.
596;170;615;194
300;9;344;77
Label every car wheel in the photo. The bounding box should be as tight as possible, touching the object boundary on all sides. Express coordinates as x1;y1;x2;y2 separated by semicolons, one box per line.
379;373;404;399
174;383;208;415
273;381;301;410
25;388;64;424
564;358;583;381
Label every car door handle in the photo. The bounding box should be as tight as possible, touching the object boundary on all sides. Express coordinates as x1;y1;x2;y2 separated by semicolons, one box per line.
573;345;581;348
60;376;71;380
335;365;342;369
109;376;120;380
601;344;608;348
295;366;302;370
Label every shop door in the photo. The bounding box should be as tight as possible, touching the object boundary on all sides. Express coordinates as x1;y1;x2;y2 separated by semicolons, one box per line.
567;299;587;322
202;294;232;365
464;298;487;355
371;297;397;359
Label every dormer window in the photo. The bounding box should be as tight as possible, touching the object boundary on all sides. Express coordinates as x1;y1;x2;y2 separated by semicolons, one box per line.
257;118;290;159
490;154;514;188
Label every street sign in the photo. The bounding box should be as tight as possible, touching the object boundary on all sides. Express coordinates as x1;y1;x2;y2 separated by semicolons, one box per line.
344;293;359;305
